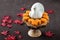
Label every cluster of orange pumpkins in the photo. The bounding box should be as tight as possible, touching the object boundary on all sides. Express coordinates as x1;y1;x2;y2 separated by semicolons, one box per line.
23;10;49;27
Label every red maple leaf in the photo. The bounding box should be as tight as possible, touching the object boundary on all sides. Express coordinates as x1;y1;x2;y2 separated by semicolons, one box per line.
1;30;8;36
5;35;16;40
46;10;54;14
45;31;54;37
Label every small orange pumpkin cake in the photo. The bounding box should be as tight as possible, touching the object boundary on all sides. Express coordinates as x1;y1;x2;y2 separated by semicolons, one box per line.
22;10;49;28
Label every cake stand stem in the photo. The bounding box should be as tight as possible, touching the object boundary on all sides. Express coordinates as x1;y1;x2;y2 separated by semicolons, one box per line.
28;29;42;37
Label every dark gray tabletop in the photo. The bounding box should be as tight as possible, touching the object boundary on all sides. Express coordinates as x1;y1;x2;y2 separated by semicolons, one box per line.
0;0;60;40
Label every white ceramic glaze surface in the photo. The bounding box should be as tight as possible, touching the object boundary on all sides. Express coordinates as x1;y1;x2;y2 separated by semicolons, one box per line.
29;2;44;18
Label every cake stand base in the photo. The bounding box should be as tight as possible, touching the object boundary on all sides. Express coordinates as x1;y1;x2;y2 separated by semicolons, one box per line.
28;29;42;37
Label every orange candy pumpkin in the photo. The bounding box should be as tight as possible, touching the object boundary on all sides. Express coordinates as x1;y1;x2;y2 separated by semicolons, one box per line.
31;20;38;26
23;17;29;22
35;19;41;25
23;13;29;17
42;12;49;20
26;10;30;14
41;18;47;24
28;19;34;24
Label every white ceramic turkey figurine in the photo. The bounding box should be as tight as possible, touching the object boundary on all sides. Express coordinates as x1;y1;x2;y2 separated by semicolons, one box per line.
29;2;44;18
23;2;49;37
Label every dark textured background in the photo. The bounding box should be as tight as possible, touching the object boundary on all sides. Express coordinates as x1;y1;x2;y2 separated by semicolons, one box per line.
0;0;60;40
